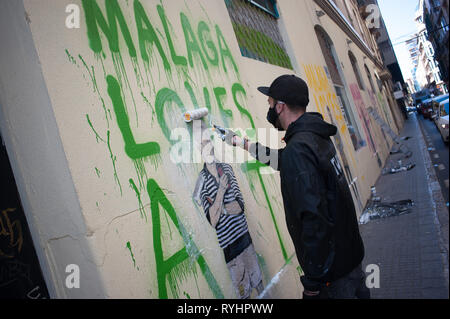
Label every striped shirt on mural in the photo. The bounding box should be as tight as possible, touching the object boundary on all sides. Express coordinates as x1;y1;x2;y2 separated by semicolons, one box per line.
199;163;248;249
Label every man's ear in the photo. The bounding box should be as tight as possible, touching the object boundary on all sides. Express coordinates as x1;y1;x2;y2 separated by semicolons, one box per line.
276;102;284;114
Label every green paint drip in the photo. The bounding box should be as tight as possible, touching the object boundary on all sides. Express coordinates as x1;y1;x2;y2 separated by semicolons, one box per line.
133;159;147;190
183;292;191;299
213;87;233;128
79;54;97;93
65;49;77;65
112;52;139;127
141;91;156;123
79;54;109;127
129;178;147;222
95;167;101;178
86;114;105;143
107;130;123;195
126;241;136;268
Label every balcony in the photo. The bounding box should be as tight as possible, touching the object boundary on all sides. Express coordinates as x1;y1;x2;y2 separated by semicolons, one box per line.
358;5;371;20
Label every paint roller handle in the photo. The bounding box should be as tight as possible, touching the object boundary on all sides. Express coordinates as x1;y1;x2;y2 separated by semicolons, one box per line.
213;125;248;149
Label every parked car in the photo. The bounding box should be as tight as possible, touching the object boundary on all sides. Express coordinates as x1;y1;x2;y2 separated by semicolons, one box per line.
434;98;449;143
431;94;449;121
420;98;434;119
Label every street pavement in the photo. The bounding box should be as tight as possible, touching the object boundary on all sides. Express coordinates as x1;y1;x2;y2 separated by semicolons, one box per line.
360;113;449;299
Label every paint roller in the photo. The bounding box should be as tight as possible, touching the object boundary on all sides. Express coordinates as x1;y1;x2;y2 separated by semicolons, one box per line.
183;107;209;123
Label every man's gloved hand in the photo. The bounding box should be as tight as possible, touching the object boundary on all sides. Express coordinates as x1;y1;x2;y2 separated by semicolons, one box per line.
300;276;326;300
226;132;248;150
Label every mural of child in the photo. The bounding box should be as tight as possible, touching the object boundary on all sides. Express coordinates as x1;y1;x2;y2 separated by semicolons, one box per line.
193;130;264;299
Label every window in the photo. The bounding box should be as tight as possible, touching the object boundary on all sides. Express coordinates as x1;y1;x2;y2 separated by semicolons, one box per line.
315;26;365;150
365;65;376;93
247;0;279;18
374;72;383;93
225;0;293;69
348;51;365;90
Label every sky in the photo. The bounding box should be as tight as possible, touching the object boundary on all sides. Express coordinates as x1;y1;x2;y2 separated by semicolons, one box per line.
377;0;420;81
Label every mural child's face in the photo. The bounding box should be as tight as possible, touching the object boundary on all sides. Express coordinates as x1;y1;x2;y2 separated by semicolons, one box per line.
201;139;215;164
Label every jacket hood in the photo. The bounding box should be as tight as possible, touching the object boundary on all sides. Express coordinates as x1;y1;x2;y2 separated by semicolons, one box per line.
284;112;337;142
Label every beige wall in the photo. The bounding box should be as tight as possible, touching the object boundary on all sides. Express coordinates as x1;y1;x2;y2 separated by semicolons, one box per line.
0;0;402;298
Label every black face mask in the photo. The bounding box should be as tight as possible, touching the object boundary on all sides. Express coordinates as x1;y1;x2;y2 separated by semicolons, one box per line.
267;105;284;131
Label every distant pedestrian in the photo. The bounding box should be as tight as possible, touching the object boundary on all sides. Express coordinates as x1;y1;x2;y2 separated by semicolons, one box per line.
229;75;370;299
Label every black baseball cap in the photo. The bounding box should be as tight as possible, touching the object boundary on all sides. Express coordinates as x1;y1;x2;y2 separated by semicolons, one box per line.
258;74;309;107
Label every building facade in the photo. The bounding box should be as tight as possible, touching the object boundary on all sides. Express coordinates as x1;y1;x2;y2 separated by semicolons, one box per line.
423;0;449;93
406;36;422;94
0;0;404;298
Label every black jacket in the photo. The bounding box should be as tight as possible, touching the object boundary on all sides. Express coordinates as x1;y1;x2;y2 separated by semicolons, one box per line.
250;113;365;287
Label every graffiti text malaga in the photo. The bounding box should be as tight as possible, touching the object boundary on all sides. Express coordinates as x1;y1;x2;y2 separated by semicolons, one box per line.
82;0;238;74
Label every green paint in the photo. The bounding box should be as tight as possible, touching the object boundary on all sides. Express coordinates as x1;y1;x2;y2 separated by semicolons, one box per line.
202;88;212;113
65;49;77;65
198;21;219;67
134;0;171;70
107;130;123;195
147;179;223;299
216;24;238;74
107;75;160;160
184;81;199;109
158;5;187;67
79;54;97;93
297;265;304;276
155;88;190;144
82;0;136;58
80;54;109;127
95;167;101;178
232;83;255;128
86;114;105;143
126;241;137;268
141;92;156;120
129;178;147;221
183;292;191;299
111;52;138;128
181;12;208;71
213;87;233;127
